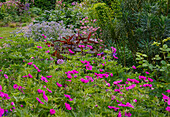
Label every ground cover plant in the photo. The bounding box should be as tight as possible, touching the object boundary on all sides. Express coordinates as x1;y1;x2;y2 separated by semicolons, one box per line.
0;0;170;117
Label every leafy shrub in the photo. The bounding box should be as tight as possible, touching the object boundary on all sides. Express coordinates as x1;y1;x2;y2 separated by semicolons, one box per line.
33;0;56;10
24;21;74;41
34;5;84;28
136;37;170;83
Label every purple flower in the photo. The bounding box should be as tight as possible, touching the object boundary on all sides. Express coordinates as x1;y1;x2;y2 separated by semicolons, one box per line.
57;59;64;64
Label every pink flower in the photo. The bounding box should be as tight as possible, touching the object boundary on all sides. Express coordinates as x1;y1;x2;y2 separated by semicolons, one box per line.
56;82;62;87
0;37;3;39
45;50;50;53
13;84;18;89
166;106;170;112
37;69;41;72
99;69;103;72
132;65;136;69
20;105;23;107
148;78;153;82
37;46;42;49
4;74;8;79
0;70;2;72
0;85;2;90
67;74;72;79
50;109;55;115
166;90;170;93
145;71;149;74
133;99;137;102
80;78;89;83
110;73;113;77
108;106;119;111
106;83;110;87
46;88;52;93
43;94;48;101
41;76;48;82
0;107;4;116
37;89;43;93
11;102;14;106
65;103;72;110
36;97;44;104
28;74;33;78
42;34;45;36
44;36;47;38
68;49;74;54
125;112;132;117
27;62;33;65
48;45;51;47
46;75;52;78
118;111;122;117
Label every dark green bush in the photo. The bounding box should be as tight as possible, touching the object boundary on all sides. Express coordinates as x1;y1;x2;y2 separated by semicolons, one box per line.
33;0;56;10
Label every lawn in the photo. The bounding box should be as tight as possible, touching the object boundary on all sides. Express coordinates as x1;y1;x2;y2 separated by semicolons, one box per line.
0;27;17;38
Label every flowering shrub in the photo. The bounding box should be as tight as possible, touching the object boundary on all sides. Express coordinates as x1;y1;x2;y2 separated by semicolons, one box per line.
24;21;74;41
0;35;169;116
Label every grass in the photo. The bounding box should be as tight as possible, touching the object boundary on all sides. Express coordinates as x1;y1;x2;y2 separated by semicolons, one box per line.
0;27;17;39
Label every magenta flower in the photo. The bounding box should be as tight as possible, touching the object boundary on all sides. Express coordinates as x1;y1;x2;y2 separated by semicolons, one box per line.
99;69;103;72
0;70;2;72
36;97;44;104
37;89;43;93
13;84;18;89
44;36;47;38
80;78;89;83
0;37;3;39
46;88;52;93
148;78;153;82
11;102;14;106
87;45;93;49
41;76;48;82
125;112;132;117
106;83;110;87
133;99;137;102
20;105;23;107
166;90;170;93
108;106;119;111
48;45;51;47
65;103;72;110
166;106;170;112
68;49;74;54
27;62;33;65
56;82;62;87
64;94;71;99
67;74;72;79
37;69;41;72
45;50;50;53
113;80;123;85
50;109;55;115
132;65;136;69
0;85;2;90
145;71;149;74
43;94;48;101
28;74;33;78
4;74;8;79
37;46;42;49
0;107;4;117
118;111;122;117
46;75;52;78
42;34;45;36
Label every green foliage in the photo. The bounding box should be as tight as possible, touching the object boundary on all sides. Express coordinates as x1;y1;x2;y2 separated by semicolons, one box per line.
33;0;56;10
136;37;170;83
34;7;84;28
0;35;169;116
